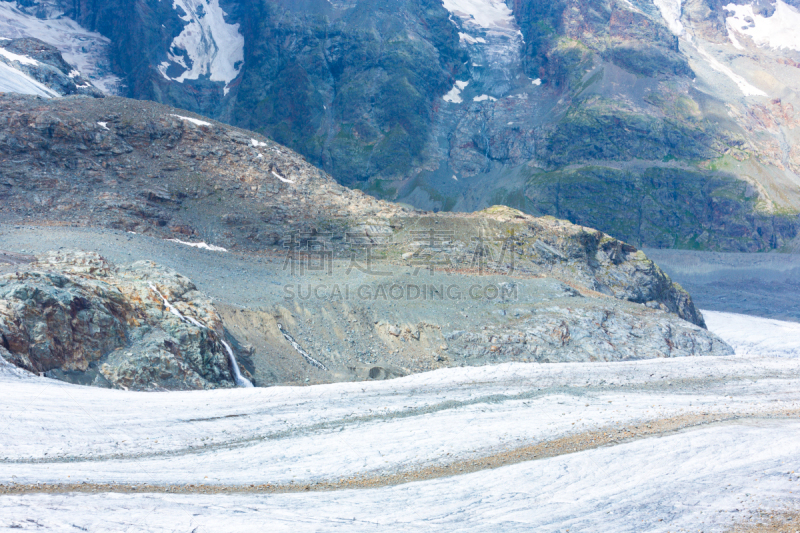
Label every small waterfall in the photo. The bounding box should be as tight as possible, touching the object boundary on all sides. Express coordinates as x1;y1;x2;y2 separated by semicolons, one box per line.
149;283;253;388
221;339;254;388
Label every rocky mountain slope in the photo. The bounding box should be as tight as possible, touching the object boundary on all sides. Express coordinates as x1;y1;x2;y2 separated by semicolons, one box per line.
3;0;798;252
0;93;731;388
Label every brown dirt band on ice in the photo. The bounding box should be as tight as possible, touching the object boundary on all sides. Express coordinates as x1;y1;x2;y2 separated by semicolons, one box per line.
726;510;800;532
2;409;799;496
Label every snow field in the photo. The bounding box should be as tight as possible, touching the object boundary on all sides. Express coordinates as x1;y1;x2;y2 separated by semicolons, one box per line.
158;0;244;94
725;0;800;51
0;1;120;93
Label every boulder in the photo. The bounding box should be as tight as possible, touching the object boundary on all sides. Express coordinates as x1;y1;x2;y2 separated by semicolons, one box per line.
0;251;250;390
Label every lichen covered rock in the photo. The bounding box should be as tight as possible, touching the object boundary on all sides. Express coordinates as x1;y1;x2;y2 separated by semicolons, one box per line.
0;251;249;390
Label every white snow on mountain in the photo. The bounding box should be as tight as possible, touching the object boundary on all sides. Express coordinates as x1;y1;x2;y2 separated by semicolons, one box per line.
442;0;516;32
0;1;120;94
443;80;469;103
726;21;746;50
458;32;486;44
157;0;245;95
653;0;684;35
0;46;38;66
695;44;767;96
442;0;523;93
169;113;212;126
0;61;58;97
724;0;800;51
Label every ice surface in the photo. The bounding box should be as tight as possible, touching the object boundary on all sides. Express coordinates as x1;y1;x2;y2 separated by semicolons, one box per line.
0;61;58;97
1;421;798;532
725;0;800;51
1;310;798;530
653;0;684;35
158;0;245;95
703;310;800;357
1;349;798;487
473;94;497;101
0;1;121;94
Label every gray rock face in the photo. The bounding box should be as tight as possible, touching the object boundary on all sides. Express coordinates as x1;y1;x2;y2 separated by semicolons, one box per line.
0;251;249;390
443;303;732;363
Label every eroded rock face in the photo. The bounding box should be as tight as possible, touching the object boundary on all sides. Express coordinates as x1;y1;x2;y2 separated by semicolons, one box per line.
443;303;732;363
0;251;249;390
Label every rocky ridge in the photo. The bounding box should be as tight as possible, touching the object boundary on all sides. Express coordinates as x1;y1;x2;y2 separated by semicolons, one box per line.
0;94;734;388
0;94;702;324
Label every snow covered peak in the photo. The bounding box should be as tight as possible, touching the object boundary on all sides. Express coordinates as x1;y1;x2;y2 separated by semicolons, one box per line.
157;0;245;95
724;0;800;51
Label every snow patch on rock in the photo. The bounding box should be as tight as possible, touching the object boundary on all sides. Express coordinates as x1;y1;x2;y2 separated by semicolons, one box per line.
158;0;245;95
0;46;38;66
725;0;800;51
169;113;212;127
167;239;227;252
443;80;469;103
0;1;121;94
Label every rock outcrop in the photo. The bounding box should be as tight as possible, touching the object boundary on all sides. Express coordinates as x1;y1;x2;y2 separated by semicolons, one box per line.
0;251;251;390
